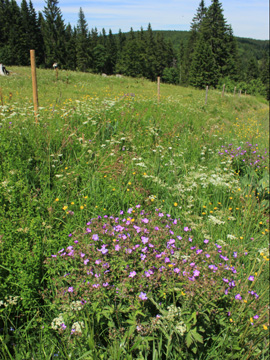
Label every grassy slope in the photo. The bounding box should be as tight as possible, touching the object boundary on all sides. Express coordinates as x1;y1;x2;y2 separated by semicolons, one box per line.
0;67;269;358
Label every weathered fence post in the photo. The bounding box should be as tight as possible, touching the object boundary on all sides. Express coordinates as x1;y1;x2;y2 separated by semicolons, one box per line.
0;87;3;106
234;87;236;96
239;89;242;97
157;77;160;103
222;84;225;97
205;85;209;105
30;50;39;123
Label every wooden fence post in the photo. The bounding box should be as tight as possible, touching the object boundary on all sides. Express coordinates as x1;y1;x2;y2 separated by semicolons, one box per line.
157;77;160;103
30;49;39;123
205;85;209;105
239;89;242;97
0;88;3;106
234;87;236;96
222;84;225;97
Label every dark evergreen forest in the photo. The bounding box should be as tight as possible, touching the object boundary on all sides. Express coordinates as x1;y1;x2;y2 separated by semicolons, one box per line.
0;0;269;98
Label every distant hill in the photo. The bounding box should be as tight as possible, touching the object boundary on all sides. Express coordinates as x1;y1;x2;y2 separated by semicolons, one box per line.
152;30;269;61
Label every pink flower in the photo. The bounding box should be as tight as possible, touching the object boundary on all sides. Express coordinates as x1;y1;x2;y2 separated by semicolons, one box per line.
139;292;148;300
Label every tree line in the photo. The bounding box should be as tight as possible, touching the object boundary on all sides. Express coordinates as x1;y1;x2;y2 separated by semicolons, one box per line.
0;0;269;98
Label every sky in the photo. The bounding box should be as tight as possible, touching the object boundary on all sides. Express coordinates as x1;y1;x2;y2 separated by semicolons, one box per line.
27;0;269;40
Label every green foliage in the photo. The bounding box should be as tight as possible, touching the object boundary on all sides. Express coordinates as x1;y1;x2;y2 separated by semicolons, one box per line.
0;68;269;359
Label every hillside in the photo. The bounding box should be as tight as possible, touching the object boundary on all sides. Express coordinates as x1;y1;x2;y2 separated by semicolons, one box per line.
0;67;269;358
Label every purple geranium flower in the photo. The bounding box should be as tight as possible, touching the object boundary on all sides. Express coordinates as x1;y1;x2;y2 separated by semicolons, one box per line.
129;271;137;278
235;294;242;300
139;292;148;300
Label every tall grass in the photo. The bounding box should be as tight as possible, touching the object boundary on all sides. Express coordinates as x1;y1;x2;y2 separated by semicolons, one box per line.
0;67;269;359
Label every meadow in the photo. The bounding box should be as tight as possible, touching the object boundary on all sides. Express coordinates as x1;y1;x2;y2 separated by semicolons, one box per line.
0;67;269;359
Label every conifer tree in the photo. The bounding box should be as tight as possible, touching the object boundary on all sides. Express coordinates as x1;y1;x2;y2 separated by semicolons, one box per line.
76;7;90;72
42;0;66;67
182;0;206;84
189;33;218;88
105;29;117;74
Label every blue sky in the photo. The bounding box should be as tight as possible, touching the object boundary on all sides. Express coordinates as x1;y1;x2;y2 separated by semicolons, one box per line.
28;0;268;40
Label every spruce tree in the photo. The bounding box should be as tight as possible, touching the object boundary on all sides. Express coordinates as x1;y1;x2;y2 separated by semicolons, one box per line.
189;33;218;88
42;0;66;67
182;0;206;84
76;7;90;72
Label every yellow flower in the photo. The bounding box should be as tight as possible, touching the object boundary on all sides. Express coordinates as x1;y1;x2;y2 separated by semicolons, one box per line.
127;189;130;192
174;202;178;206
112;188;115;191
62;206;68;211
181;291;185;296
128;182;131;185
55;198;59;202
263;325;268;330
230;319;234;323
71;202;74;205
84;196;88;199
202;212;206;215
80;206;84;210
168;264;173;268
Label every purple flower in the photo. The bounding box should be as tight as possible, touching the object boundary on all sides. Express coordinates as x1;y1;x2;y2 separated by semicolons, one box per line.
141;218;149;224
61;323;67;330
84;259;89;265
158;212;164;217
139;292;148;300
155;227;159;231
103;282;109;287
205;254;210;258
233;252;237;258
193;269;200;277
253;315;259;319
115;244;121;251
68;287;74;293
129;271;137;278
235;294;242;300
80;252;85;258
174;268;180;274
92;284;100;288
248;275;254;281
204;239;209;244
92;234;99;241
68;233;73;237
141;236;149;244
184;227;189;232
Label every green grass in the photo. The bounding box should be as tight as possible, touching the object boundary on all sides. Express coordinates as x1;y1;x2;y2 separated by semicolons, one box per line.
0;67;269;359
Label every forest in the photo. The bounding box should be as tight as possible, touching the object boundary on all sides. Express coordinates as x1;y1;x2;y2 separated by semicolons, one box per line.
0;0;269;98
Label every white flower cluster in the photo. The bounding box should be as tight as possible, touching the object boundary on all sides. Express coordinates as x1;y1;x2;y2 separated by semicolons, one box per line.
71;321;84;334
0;295;20;307
156;305;186;336
208;215;225;225
51;314;65;330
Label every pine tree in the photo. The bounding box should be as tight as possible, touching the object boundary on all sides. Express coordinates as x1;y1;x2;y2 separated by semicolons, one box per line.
200;0;233;80
76;7;90;72
42;0;66;67
105;29;117;74
189;33;218;88
182;0;206;84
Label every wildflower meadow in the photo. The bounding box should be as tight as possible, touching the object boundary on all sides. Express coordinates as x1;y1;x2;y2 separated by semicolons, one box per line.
0;67;269;359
